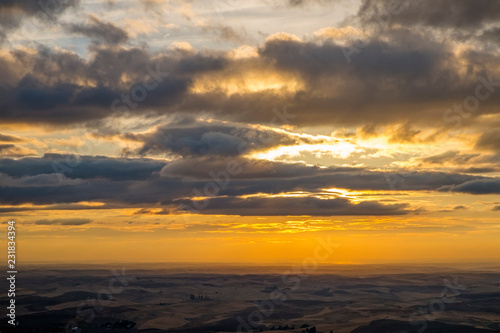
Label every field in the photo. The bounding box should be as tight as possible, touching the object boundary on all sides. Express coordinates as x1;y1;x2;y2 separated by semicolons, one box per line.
1;264;500;333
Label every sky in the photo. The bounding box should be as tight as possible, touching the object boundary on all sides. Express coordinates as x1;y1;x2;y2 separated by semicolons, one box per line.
0;0;500;265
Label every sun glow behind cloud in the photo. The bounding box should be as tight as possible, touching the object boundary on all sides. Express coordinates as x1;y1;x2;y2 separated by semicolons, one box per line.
251;141;358;160
190;70;305;95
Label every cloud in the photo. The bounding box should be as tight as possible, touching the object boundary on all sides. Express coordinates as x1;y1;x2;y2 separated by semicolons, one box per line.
64;15;129;44
475;130;500;152
0;202;121;214
160;156;357;179
1;144;18;153
388;123;421;143
0;45;221;125
357;0;500;29
493;205;500;211
175;196;410;216
125;117;309;157
0;133;24;142
0;153;498;217
0;154;164;180
34;218;92;226
287;0;309;6
0;144;36;157
0;0;79;42
133;208;170;215
0;172;84;187
250;29;500;126
200;22;253;44
480;27;500;44
457;167;498;174
442;180;500;194
0;25;498;129
0;0;499;133
1;0;499;223
422;151;479;165
274;0;330;7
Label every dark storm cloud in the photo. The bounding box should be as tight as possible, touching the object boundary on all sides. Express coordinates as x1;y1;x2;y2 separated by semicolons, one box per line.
357;0;500;29
0;154;498;215
64;15;129;44
160;157;494;198
0;45;227;125
493;205;500;212
175;196;410;216
0;154;164;180
1;26;499;127
260;28;444;79
211;171;484;197
0;155;493;192
1;0;499;128
34;218;92;225
248;30;499;126
126;117;309;157
441;180;500;195
0;176;191;206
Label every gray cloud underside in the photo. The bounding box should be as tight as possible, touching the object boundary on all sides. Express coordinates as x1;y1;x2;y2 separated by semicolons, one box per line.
0;154;164;181
0;155;498;215
175;196;410;216
439;180;500;195
1;26;499;127
125;117;315;157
